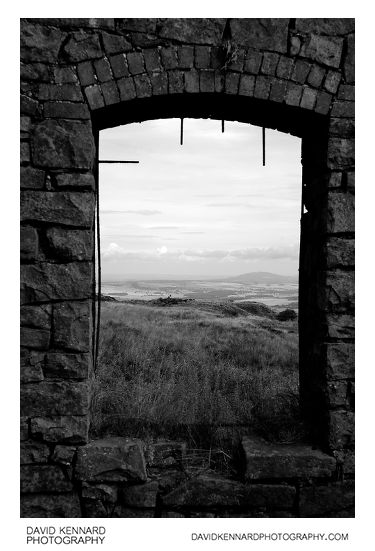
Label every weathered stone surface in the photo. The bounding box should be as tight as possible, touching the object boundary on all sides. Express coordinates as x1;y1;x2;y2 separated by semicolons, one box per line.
327;192;354;233
21;262;92;304
21;465;73;493
20;22;65;63
84;85;105;109
21;191;94;227
51;445;77;466
21;62;52;82
63;31;103;62
225;73;240;95
324;71;342;94
239;74;256;97
270;80;287;103
184;70;199;93
117;77;136;101
285;82;303;106
126;51;145;75
109;54;129;78
177;45;194;69
21;381;90;416
121;481;159;508
300;481;354;517
326;237;354;268
160;46;178;70
54;172;95;190
45;352;91;379
101;81;120;105
242;437;336;480
307;64;326;88
54;66;79;84
44;102;90;120
20;441;50;464
300;87;317;110
113;507;155;518
276;56;294;79
295;19;354;35
338;84;355;101
244;50;262;74
144;440;186;468
21;304;51;329
301;35;343;68
21;349;45;383
331;101;355;118
200;71;215;93
21;142;31;164
291;60;311;84
328;411;355;450
31;120;95;169
38;83;83;101
21;327;50;350
315;90;333;115
326;314;355;339
318;270;354;312
21;493;81;517
21;94;40;117
77;61;96;86
93;57;112;82
231;19;289;53
30;415;89;444
134;74;152;98
158;18;225;45
53;301;91;352
46;227;93;261
261;52;279;76
82;483;118;503
21;417;29;441
20;226;38;260
102;32;131;55
344;34;355;83
162;475;296;509
20;166;46;190
75;438;147;483
150;72;168;96
325;343;355;380
326;380;350;408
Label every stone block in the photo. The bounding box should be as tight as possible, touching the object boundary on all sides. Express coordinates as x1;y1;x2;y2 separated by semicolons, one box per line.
20;226;38;260
21;142;30;165
300;87;317;110
44;102;90;119
329;118;355;137
327;192;354;233
54;66;78;84
101;81;120;105
116;18;158;33
318;270;354;312
269;79;287;103
30;415;89;444
113;507;155;518
331;101;355;118
328;138;354;169
21;191;94;227
324;71;342;94
20;166;45;190
225;73;240;95
344;34;354;83
75;437;147;483
184;70;199;93
239;74;256;97
21;465;73;493
242;437;336;480
326;380;350;408
285;82;303;106
21;417;29;441
21;493;81;518
93;57;113;82
20;441;50;464
126;51;145;75
45;352;91;379
276;56;294;79
244;50;262;74
21;349;45;383
38;83;83;102
199;71;215;93
20;22;65;63
231;19;289;53
53;301;91;352
299;481;354;517
54;172;95;190
326;314;355;339
21;62;52;82
84;85;105;109
291;60;311;84
109;54;129;78
301;34;343;68
21;310;50;347
326;237;354;268
46;227;93;261
121;481;159;508
194;45;210;70
63;31;103;62
102;32;131;55
144;440;186;468
324;343;355;381
117;77;136;101
150;72;168;96
31;119;95;169
261;52;279;76
290;36;301;56
347;171;355;190
51;445;77;467
134;74;152;98
178;46;194;69
158;18;225;45
160;46;179;70
82;499;109;517
162;475;296;510
328;410;355;450
82;483;118;503
307;65;326;88
338;84;355;101
295;19;355;35
77;61;96;86
21;381;90;417
214;72;224;93
143;48;162;73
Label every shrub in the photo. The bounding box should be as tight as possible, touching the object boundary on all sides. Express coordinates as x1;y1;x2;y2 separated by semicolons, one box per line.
276;309;297;321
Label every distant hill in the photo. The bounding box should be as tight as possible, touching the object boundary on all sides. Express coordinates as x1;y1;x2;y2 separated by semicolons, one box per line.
225;272;298;284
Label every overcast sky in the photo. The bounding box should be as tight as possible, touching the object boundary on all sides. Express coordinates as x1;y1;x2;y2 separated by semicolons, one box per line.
99;118;302;280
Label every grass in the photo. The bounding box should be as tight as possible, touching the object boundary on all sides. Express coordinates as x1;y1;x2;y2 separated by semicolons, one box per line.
90;299;304;453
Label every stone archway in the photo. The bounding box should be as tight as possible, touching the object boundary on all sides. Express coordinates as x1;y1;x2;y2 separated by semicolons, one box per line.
21;18;354;517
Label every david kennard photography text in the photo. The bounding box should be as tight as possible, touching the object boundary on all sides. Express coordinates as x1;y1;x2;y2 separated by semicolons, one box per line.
26;526;106;545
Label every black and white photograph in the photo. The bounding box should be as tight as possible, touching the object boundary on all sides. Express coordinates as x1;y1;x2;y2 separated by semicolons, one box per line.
16;9;361;545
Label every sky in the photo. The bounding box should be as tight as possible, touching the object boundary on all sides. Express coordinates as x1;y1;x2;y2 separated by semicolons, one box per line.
99;118;302;280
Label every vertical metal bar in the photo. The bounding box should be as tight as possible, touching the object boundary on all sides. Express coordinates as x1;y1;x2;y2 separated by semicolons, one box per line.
180;118;184;145
222;120;225;133
262;127;266;166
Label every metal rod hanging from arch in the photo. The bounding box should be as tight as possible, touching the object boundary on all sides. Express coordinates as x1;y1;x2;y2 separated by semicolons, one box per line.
262;127;266;166
180;118;184;145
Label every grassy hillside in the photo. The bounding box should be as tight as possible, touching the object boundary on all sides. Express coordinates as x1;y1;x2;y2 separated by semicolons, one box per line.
91;300;303;451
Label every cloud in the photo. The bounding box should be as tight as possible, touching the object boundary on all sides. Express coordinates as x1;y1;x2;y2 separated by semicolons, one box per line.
146;225;181;230
101;209;162;216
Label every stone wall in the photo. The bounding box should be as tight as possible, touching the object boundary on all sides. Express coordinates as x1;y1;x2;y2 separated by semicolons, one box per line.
20;18;354;517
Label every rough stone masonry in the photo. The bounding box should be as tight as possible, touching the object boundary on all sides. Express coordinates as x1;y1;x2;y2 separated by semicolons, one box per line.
20;18;354;517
